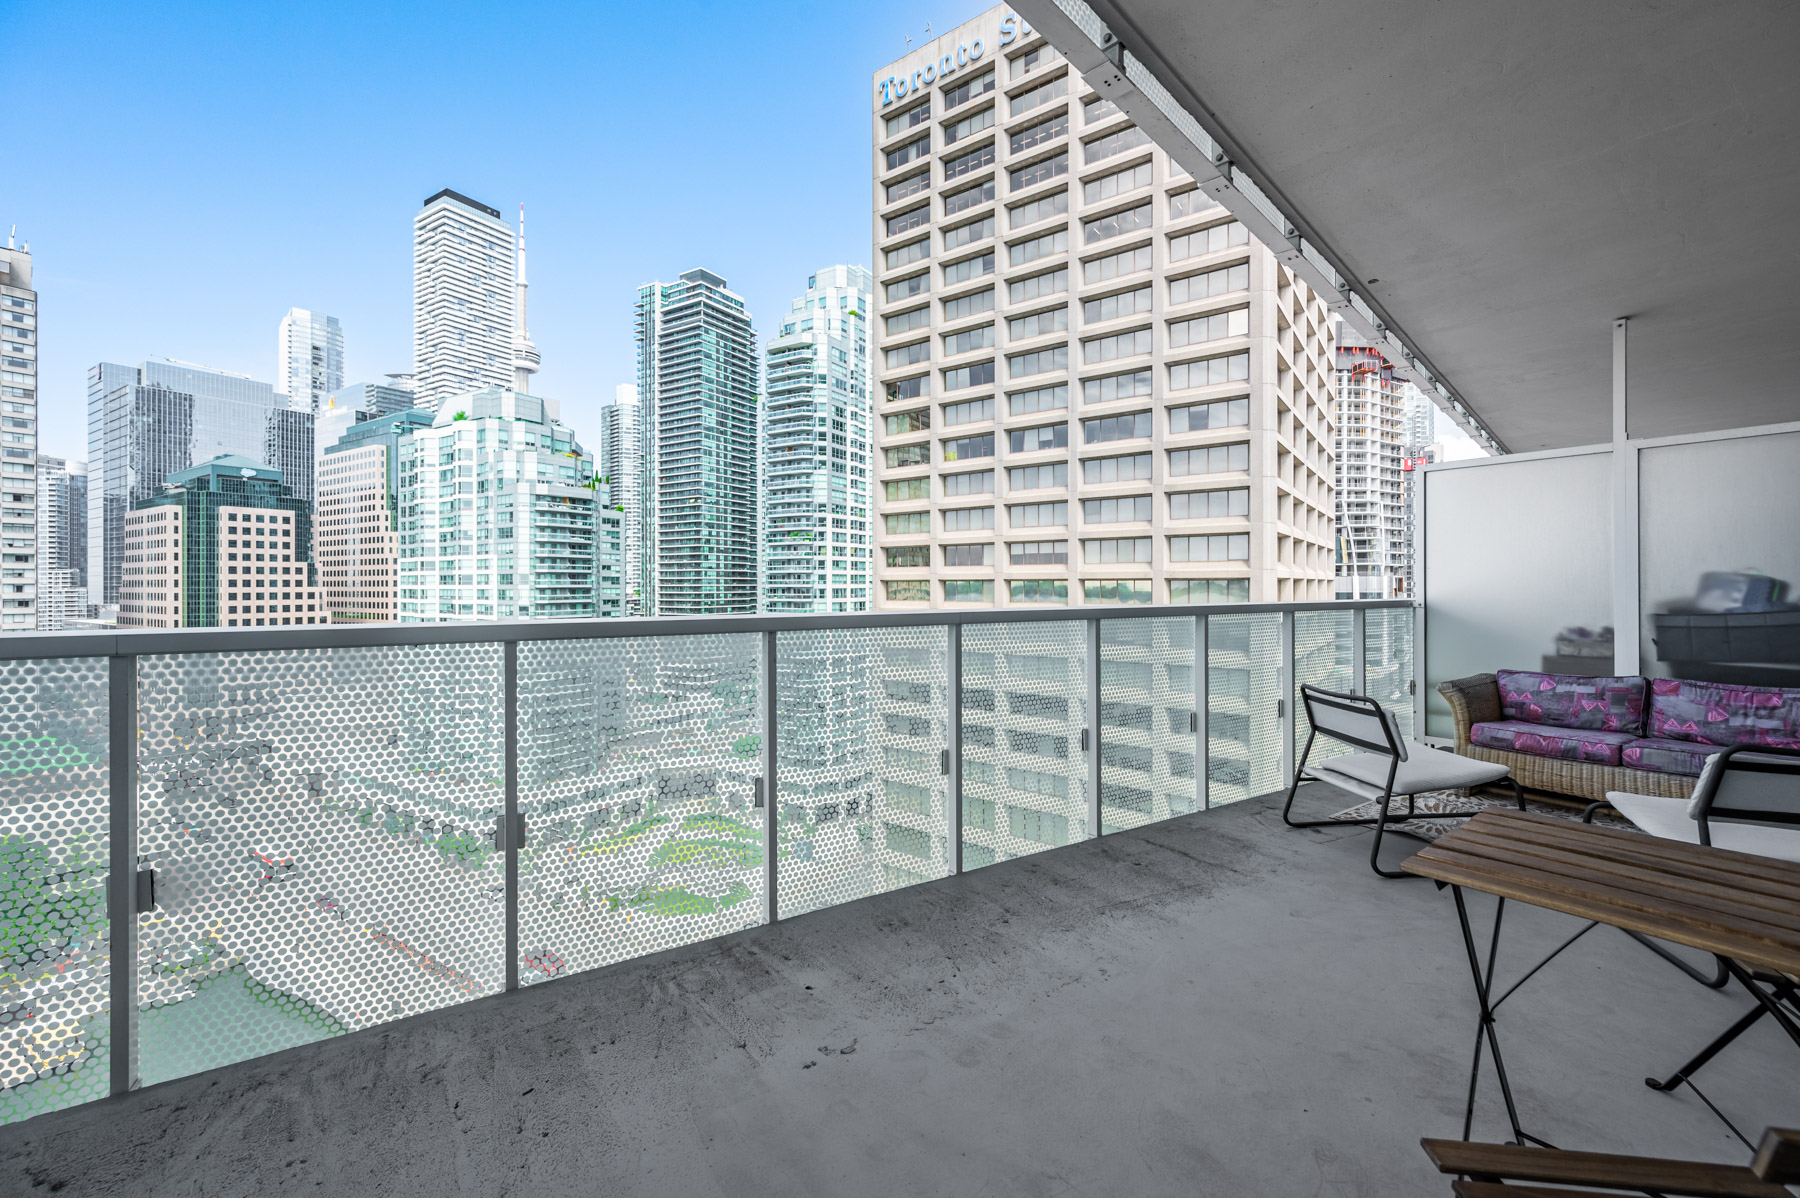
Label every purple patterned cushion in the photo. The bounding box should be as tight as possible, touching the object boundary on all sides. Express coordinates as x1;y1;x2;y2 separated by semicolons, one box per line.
1471;721;1638;766
1621;737;1720;776
1495;670;1647;733
1645;677;1800;750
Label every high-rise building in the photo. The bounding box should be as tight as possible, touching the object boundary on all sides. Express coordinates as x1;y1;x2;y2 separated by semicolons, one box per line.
318;409;433;622
511;206;539;392
87;359;301;614
761;265;876;613
275;308;345;413
595;383;643;613
413;190;516;413
118;454;322;629
0;235;38;632
634;269;760;615
35;455;87;629
593;479;623;617
1332;326;1407;600
397;387;598;622
870;9;1336;609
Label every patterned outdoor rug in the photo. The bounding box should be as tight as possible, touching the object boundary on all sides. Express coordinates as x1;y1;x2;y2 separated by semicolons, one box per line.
1328;789;1640;842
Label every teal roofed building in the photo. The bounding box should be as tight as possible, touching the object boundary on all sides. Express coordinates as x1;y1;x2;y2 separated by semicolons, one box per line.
119;454;322;628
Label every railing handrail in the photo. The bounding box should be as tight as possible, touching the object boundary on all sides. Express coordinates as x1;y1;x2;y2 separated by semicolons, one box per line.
2;598;1415;660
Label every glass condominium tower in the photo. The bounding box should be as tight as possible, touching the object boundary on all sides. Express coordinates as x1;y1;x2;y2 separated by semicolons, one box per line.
413;190;516;414
634;269;759;615
397;388;598;622
870;7;1336;609
762;265;875;613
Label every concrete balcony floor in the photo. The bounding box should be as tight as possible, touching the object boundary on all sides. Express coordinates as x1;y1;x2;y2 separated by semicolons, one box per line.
4;788;1794;1196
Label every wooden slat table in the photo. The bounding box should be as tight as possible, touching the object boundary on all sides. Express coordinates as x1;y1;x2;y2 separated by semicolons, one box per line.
1402;809;1800;1146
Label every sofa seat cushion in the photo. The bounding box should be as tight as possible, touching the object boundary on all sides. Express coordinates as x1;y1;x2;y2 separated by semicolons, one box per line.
1621;737;1721;776
1496;670;1647;733
1471;720;1639;766
1309;743;1511;800
1645;677;1800;750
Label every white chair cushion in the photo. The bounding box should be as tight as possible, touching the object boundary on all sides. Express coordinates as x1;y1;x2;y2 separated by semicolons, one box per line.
1607;790;1800;864
1309;742;1511;800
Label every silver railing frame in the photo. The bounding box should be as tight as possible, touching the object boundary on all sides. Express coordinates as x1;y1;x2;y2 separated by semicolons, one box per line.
0;598;1413;1106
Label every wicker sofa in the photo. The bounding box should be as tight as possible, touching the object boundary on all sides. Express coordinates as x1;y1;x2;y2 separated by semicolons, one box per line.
1438;670;1800;804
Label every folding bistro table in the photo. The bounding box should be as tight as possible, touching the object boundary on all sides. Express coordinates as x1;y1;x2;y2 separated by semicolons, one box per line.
1403;810;1800;1147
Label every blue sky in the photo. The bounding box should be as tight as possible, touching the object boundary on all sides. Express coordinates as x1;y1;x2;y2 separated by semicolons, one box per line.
10;0;991;462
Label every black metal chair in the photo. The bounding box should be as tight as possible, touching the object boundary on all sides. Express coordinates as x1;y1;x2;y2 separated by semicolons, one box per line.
1588;745;1800;1109
1283;683;1522;878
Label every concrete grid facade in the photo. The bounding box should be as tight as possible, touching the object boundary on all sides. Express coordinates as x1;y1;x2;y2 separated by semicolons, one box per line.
318;410;432;623
761;265;875;613
871;8;1335;610
413;190;515;414
0;242;37;631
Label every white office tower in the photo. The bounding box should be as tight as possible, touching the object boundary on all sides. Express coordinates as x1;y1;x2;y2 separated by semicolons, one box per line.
762;265;875;613
275;308;345;413
36;456;87;629
1332;325;1407;600
0;234;36;630
396;388;598;622
413;190;517;414
870;9;1336;610
596;383;643;613
511;205;540;392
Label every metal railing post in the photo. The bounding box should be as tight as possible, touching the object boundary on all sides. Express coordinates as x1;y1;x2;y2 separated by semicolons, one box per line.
1280;609;1296;791
1087;618;1102;838
761;630;778;924
1194;614;1208;811
503;640;519;992
1352;606;1368;697
108;653;137;1096
948;623;963;874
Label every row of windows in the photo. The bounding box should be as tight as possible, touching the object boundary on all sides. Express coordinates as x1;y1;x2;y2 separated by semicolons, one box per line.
883;249;1245;317
885;577;1249;605
886;391;1248;436
881;444;1248;500
881;487;1249;531
886;261;1245;346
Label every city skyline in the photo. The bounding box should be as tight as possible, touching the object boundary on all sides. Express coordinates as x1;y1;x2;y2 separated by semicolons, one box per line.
9;0;1001;468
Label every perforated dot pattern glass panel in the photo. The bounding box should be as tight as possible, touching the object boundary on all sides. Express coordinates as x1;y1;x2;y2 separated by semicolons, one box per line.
0;657;109;1126
1365;609;1415;742
778;627;949;918
1207;613;1283;805
517;634;763;984
134;645;504;1088
1100;618;1197;832
1294;610;1356;764
961;621;1090;869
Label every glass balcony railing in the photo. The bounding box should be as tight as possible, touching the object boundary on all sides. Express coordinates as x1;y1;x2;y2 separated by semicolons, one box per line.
0;599;1410;1126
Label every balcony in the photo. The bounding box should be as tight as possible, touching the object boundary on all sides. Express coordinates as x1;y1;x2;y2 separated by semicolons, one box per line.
0;603;1786;1191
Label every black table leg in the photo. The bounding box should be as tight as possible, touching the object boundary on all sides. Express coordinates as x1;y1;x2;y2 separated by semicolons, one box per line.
1452;886;1555;1148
